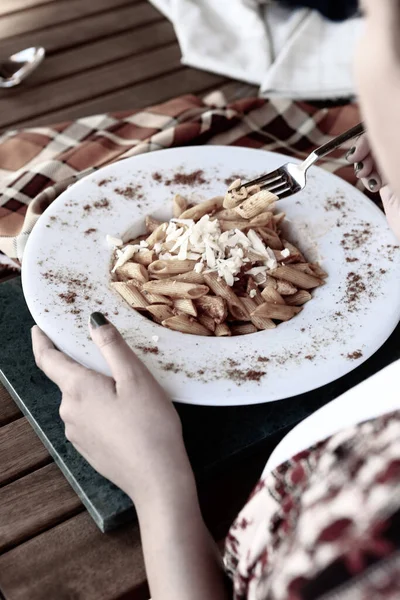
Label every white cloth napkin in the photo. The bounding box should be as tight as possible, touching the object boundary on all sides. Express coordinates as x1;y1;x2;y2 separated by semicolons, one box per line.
149;0;363;100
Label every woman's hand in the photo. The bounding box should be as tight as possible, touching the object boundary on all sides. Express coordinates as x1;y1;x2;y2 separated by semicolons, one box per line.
347;135;400;241
31;312;188;508
32;313;230;600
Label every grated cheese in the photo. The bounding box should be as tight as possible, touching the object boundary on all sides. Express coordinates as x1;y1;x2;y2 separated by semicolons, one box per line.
109;213;278;286
106;235;123;248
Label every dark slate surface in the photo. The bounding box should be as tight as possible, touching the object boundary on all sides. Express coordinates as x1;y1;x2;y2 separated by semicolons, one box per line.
1;277;399;531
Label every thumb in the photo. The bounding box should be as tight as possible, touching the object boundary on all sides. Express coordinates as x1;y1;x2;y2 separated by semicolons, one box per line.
380;185;400;242
89;312;147;383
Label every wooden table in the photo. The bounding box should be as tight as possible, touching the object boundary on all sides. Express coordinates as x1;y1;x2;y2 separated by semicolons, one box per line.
0;2;260;598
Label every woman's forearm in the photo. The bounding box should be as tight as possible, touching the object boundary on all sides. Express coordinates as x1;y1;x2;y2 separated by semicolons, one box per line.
132;452;231;600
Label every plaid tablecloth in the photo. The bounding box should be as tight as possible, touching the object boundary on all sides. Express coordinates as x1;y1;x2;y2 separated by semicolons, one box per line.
0;92;365;272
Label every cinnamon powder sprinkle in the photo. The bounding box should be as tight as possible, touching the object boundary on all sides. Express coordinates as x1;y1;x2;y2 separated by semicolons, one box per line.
154;170;208;186
136;345;159;355
347;350;363;360
93;198;110;209
59;292;77;304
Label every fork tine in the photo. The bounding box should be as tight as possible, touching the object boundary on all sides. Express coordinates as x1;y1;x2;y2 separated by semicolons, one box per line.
274;186;292;199
243;169;283;189
263;179;291;195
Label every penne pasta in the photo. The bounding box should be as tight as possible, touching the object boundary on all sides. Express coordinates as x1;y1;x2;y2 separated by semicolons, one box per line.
276;280;298;296
281;240;305;262
173;194;188;218
179;196;224;221
141;290;173;305
249;211;273;228
219;219;251;232
256;227;283;250
142;279;209;299
116;262;149;283
148;259;197;277
272;212;286;226
145;215;163;233
234;190;277;219
173;298;197;317
111;282;148;310
110;178;327;337
246;277;264;306
146;223;168;248
285;290;312;306
162;315;212;336
195;295;227;324
230;323;258;335
261;285;285;305
215;323;231;337
290;263;316;276
240;296;257;314
250;314;276;330
269;266;322;289
310;263;328;279
251;303;303;321
134;250;156;267
171;271;205;285
198;314;216;332
213;208;242;221
146;304;174;322
223;180;248;209
204;272;249;319
228;301;250;321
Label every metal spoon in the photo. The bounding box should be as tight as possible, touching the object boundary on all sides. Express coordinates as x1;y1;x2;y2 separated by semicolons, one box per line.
0;47;45;88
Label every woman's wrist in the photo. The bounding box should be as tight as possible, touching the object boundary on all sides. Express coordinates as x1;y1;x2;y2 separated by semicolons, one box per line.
125;442;198;515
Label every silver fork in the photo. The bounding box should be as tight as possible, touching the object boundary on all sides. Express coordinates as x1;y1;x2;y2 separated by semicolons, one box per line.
243;123;364;200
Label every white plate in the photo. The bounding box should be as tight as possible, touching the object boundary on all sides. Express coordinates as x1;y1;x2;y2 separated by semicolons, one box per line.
22;146;400;406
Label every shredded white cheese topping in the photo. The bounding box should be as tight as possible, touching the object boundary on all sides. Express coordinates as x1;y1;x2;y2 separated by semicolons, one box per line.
163;215;277;286
109;214;278;285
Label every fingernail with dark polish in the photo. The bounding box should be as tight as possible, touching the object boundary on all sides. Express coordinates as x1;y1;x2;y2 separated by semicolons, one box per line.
368;179;378;191
355;161;363;173
90;312;109;328
346;147;356;161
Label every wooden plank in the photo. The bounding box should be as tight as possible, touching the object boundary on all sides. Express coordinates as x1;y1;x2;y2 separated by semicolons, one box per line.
0;385;21;427
0;463;82;553
29;20;176;87
0;43;182;129
0;2;162;58
15;68;227;129
0;512;148;600
0;418;50;486
0;0;144;17
0;0;135;40
0;0;59;18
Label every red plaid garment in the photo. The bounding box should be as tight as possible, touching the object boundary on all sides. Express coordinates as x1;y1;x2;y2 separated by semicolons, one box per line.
0;92;366;271
225;409;400;600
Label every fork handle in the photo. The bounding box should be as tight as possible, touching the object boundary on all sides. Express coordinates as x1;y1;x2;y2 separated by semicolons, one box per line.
314;122;364;158
302;122;365;170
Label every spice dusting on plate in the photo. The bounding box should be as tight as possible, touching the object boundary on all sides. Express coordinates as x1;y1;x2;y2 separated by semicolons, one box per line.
114;185;143;201
345;271;367;311
59;291;77;304
341;223;371;251
84;228;97;235
152;170;208;186
93;199;110;209
136;345;159;355
227;369;266;383
347;350;363;360
98;177;113;187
